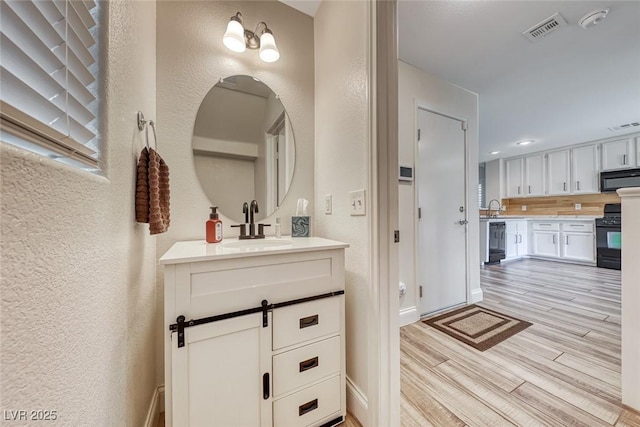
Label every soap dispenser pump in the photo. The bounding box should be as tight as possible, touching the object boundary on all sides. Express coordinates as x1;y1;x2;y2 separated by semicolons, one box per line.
206;206;223;243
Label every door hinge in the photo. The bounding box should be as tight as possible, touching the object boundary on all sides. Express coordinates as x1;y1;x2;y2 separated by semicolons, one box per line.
418;207;422;219
418;129;421;141
419;286;423;298
394;230;400;243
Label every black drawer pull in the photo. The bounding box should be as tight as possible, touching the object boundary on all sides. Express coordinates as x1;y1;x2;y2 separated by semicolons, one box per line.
299;356;319;372
299;314;319;329
298;398;318;416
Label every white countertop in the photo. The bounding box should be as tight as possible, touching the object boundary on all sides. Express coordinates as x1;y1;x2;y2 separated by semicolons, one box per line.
479;216;599;222
159;237;350;265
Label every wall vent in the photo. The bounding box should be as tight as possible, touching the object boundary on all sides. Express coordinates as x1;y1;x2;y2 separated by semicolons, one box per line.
609;122;640;132
522;13;568;42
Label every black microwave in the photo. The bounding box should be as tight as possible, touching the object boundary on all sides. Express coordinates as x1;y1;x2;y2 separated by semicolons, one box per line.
600;168;640;192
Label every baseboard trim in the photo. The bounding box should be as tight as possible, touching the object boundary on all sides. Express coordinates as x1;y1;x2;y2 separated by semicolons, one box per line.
144;385;164;427
346;376;368;426
399;306;419;327
470;288;483;304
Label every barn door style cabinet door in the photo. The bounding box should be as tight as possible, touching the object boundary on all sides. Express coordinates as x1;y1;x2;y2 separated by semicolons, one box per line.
160;238;348;427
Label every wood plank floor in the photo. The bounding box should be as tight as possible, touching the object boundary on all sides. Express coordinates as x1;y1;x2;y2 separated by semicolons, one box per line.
401;258;640;427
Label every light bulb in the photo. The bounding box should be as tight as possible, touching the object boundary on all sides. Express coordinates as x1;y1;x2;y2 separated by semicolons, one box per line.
259;31;280;62
223;19;246;53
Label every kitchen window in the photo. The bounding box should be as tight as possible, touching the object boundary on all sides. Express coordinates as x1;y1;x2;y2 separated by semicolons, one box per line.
0;0;101;171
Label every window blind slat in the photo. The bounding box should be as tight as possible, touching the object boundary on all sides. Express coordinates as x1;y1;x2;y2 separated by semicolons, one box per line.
0;35;65;103
0;70;68;136
70;0;96;30
1;2;65;75
1;0;100;168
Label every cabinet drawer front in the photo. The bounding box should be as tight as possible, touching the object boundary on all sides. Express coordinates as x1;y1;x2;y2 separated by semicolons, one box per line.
273;297;341;350
273;376;341;427
562;222;594;232
532;222;560;231
273;336;341;397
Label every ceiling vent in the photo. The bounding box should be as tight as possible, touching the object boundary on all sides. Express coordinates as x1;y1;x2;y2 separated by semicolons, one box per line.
522;13;568;42
609;122;640;132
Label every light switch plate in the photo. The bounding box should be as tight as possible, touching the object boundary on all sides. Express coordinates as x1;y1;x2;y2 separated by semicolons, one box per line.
521;205;527;211
350;189;366;216
575;203;582;210
324;194;332;214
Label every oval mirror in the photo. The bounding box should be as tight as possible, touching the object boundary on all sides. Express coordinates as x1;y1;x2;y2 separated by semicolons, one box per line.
192;75;296;223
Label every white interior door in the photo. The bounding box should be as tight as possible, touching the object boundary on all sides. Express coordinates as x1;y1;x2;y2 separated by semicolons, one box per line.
417;108;467;316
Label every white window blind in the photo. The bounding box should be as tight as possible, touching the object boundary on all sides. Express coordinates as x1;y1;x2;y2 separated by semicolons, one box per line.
0;0;100;169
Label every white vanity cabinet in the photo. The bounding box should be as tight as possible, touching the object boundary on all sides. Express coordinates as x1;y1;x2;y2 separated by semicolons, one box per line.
160;238;348;427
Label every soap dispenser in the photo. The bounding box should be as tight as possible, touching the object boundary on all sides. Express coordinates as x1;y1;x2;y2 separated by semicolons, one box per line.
206;207;223;243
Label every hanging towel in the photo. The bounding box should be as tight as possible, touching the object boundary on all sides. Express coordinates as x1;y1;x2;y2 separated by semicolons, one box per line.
135;124;170;235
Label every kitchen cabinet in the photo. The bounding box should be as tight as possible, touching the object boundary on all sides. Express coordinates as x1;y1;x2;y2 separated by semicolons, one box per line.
506;158;524;197
601;138;635;170
525;154;545;196
546;150;570;195
636;137;640;167
160;238;348;427
532;230;561;258
505;220;528;260
561;222;595;262
572;145;599;193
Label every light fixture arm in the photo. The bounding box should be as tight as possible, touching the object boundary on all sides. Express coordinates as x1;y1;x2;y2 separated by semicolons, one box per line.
244;22;270;50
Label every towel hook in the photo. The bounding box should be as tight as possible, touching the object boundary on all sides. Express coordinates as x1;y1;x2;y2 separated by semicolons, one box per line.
137;111;147;131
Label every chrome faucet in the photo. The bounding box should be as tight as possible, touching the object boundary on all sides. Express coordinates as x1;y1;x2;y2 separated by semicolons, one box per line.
487;199;502;218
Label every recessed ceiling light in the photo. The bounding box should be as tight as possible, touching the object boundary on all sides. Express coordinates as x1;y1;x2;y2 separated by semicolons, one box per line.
517;140;534;146
490;151;501;155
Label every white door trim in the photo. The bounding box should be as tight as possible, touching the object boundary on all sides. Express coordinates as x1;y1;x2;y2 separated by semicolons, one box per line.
414;105;471;316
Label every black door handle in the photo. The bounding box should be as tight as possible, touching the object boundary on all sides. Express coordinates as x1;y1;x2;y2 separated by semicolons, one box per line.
263;373;270;400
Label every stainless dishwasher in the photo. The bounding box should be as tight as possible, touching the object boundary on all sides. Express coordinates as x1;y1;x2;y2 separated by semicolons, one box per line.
488;222;506;263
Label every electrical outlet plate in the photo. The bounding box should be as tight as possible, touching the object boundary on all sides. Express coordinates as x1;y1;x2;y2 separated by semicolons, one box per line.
350;189;366;216
575;203;582;210
521;205;527;212
324;194;332;214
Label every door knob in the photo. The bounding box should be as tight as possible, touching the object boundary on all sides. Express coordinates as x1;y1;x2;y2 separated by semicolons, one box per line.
459;219;468;225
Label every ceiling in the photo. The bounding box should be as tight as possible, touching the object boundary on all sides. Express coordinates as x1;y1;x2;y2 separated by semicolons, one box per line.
398;1;640;162
281;1;640;162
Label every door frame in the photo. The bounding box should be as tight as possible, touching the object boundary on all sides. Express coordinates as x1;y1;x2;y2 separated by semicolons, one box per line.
414;105;471;316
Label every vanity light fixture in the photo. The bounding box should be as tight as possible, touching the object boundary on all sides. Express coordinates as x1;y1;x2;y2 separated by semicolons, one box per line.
517;140;534;146
223;12;280;63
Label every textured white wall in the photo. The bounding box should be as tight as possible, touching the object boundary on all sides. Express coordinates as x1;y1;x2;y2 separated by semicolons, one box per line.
398;60;481;321
0;1;157;425
314;0;371;413
156;0;314;385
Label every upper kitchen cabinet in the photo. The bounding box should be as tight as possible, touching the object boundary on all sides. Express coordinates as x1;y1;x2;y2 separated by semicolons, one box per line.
506;158;524;197
506;155;545;197
636;137;640;166
572;145;599;194
601;138;635;170
546;150;570;195
524;154;545;196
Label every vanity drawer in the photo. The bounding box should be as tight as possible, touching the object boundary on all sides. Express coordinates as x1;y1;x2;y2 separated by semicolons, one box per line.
532;222;560;231
273;375;341;427
273;297;341;350
562;222;594;232
273;336;340;397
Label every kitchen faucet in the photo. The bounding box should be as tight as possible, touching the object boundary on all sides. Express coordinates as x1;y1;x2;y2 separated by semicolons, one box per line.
487;199;502;218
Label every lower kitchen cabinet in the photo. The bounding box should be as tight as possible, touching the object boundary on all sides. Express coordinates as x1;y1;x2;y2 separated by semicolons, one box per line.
530;221;595;263
505;220;528;260
532;230;561;258
161;239;348;427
